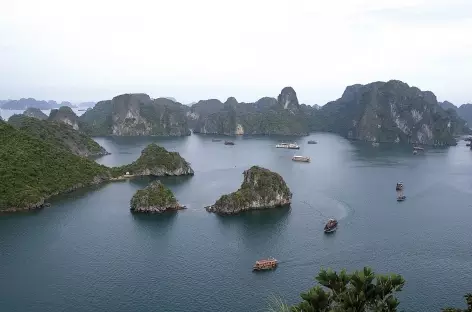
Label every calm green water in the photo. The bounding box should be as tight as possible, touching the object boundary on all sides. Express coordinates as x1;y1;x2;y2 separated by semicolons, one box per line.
1;134;472;312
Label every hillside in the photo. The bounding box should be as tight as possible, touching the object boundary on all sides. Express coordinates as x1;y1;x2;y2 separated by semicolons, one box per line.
8;115;109;157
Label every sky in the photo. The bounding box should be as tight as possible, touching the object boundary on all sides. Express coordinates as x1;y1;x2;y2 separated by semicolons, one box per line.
0;0;471;105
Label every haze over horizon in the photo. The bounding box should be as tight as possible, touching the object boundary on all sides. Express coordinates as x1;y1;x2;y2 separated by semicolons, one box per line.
1;0;471;105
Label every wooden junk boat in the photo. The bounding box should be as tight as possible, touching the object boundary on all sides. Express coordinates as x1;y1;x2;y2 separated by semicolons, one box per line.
307;140;317;144
253;257;278;271
324;218;338;233
396;182;406;201
292;155;310;162
224;141;235;145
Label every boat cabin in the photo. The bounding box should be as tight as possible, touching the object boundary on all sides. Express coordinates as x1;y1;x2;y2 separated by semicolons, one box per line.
253;258;278;271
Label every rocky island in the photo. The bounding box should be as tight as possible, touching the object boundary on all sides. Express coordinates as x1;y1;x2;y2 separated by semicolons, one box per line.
48;106;82;130
311;80;468;145
0;121;194;212
79;93;191;136
190;87;309;136
23;107;48;120
112;144;194;177
206;166;292;215
8;115;109;157
130;181;184;213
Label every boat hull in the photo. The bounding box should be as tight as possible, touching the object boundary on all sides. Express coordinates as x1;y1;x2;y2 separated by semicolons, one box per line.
324;227;337;233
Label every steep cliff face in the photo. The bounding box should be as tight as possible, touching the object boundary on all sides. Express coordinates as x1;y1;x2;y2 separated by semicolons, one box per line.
8;115;109;157
114;144;194;177
206;166;292;215
48;106;80;130
79;94;190;136
191;87;309;136
23;108;48;120
312;80;461;145
130;181;184;213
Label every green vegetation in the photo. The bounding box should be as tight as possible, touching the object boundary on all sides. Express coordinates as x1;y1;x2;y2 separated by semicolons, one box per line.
0;123;192;211
23;107;48;120
130;181;179;212
272;267;405;312
112;144;193;177
8;115;108;157
0;121;111;210
443;294;472;312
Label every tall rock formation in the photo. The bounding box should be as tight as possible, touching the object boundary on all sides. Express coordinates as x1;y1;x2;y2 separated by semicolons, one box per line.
23;107;48;120
312;80;463;145
130;181;184;213
48;106;81;130
79;93;190;136
191;87;309;136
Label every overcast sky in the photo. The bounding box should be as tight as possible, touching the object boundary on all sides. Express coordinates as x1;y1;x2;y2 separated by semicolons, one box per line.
1;0;471;105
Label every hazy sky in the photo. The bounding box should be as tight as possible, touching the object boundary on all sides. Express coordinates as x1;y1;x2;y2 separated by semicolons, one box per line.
1;0;471;105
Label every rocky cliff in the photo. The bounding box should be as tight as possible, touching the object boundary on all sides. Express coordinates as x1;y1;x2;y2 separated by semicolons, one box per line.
130;181;184;213
48;106;81;130
312;80;462;145
439;102;472;129
79;93;190;136
206;166;292;215
191;87;309;136
8;115;109;157
23;107;48;120
113;144;194;177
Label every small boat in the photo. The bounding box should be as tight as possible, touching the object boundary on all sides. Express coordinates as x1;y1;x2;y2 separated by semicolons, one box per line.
292;155;310;162
467;143;471;147
395;183;403;191
212;139;222;142
224;141;235;145
413;146;424;151
372;142;380;147
324;219;338;233
397;195;406;202
307;140;317;144
413;150;418;155
276;143;300;149
253;257;278;271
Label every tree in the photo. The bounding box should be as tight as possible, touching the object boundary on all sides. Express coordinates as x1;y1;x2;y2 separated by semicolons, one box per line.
285;267;405;312
442;293;472;312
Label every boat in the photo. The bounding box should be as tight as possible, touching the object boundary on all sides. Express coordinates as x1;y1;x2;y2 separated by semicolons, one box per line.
224;141;235;145
212;139;222;142
413;150;418;155
324;219;338;233
467;143;471;147
413;146;424;151
292;155;310;162
307;140;317;144
395;183;403;191
397;195;406;202
372;142;379;147
253;257;278;271
276;143;300;149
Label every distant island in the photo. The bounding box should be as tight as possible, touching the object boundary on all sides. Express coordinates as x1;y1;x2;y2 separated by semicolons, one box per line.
206;166;292;215
0;121;193;212
0;98;96;110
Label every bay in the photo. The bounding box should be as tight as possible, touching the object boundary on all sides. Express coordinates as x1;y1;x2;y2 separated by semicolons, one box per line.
1;133;472;312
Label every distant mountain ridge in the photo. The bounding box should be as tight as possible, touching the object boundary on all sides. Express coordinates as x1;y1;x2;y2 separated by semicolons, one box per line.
1;98;96;110
439;101;472;128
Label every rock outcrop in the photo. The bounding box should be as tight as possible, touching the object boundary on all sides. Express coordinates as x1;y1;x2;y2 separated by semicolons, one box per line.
23;107;48;120
311;80;464;145
8;115;109;157
1;98;60;110
206;166;292;215
48;106;81;130
191;87;309;136
79;93;191;136
130;181;184;213
114;144;194;177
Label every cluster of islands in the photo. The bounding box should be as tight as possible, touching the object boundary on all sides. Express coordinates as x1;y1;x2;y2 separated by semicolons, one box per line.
1;79;472;214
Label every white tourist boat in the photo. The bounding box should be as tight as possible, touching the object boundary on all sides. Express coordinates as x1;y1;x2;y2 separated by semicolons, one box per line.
276;143;300;149
292;155;310;162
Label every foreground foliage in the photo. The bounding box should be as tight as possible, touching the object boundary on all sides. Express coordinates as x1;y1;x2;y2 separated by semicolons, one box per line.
274;267;405;312
442;294;472;312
